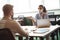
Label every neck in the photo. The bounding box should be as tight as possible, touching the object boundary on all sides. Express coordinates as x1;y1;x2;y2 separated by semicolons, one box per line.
2;16;12;20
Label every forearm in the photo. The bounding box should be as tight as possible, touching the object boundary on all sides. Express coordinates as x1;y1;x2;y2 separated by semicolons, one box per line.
18;28;28;37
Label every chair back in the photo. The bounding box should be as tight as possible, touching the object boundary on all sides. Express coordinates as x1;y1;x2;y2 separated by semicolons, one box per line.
0;28;15;40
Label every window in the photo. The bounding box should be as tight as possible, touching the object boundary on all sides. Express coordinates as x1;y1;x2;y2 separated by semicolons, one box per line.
44;0;59;10
30;0;43;11
9;0;44;13
9;0;30;13
0;0;7;18
30;0;60;11
9;0;60;17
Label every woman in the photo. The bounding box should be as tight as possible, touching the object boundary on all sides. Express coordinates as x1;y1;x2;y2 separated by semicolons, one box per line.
35;5;50;40
36;5;49;19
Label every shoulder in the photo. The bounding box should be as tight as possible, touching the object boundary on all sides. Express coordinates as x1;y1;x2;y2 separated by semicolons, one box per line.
36;13;39;17
36;13;39;15
44;12;49;19
11;20;20;25
5;20;21;26
44;12;48;16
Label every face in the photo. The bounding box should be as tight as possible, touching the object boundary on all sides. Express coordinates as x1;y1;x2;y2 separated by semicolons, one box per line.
9;9;14;17
40;13;45;16
38;7;43;12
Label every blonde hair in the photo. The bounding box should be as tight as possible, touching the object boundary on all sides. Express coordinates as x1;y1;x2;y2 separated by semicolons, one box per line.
3;4;13;16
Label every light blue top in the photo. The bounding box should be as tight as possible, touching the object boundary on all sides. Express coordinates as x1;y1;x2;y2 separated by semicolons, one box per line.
34;13;49;25
35;13;49;19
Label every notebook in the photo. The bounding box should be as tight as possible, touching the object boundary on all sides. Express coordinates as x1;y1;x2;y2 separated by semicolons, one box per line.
33;28;49;34
36;19;50;28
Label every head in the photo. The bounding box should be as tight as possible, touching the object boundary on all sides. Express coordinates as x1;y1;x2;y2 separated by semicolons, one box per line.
38;5;47;13
38;5;44;12
43;6;47;13
2;4;13;17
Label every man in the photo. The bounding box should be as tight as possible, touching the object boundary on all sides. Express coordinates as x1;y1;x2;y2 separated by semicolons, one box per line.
0;4;28;37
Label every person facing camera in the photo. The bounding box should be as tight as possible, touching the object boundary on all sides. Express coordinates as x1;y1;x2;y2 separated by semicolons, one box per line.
35;5;50;40
36;5;49;19
34;5;50;25
0;4;28;38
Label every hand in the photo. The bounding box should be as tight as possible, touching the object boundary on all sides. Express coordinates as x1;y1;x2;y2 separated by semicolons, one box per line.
25;31;29;37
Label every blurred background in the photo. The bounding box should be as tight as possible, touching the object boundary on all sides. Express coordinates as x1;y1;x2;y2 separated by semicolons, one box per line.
0;0;60;19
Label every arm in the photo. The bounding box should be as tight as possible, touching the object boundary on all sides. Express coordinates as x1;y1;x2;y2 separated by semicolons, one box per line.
45;13;49;19
13;21;28;37
46;14;51;25
35;14;38;20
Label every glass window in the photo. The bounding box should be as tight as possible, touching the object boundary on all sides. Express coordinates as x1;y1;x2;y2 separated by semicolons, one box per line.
30;0;43;11
0;0;7;18
44;0;59;10
9;0;30;13
9;0;60;17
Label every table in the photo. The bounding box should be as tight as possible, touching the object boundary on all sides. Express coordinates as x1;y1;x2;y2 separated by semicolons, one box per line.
16;25;60;40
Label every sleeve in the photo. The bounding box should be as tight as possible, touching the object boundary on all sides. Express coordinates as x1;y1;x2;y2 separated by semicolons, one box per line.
45;13;49;19
35;14;39;20
35;14;37;19
35;14;39;25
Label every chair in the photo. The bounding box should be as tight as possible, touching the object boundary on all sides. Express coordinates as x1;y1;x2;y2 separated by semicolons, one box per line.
56;15;60;25
48;15;56;25
49;15;58;40
23;17;34;26
0;28;15;40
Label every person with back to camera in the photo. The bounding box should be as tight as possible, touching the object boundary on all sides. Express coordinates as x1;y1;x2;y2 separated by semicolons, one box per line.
0;4;28;38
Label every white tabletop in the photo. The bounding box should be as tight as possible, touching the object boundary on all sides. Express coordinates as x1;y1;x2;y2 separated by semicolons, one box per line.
29;25;59;37
16;25;60;37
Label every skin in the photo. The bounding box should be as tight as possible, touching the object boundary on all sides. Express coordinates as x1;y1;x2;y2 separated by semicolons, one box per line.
1;8;28;37
38;6;45;18
38;6;50;40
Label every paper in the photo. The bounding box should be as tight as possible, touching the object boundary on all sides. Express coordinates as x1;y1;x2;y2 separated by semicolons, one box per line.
33;28;49;34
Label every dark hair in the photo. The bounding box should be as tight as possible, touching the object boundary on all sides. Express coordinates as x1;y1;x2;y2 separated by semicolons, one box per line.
38;5;47;13
3;4;13;15
39;5;44;8
43;6;47;13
